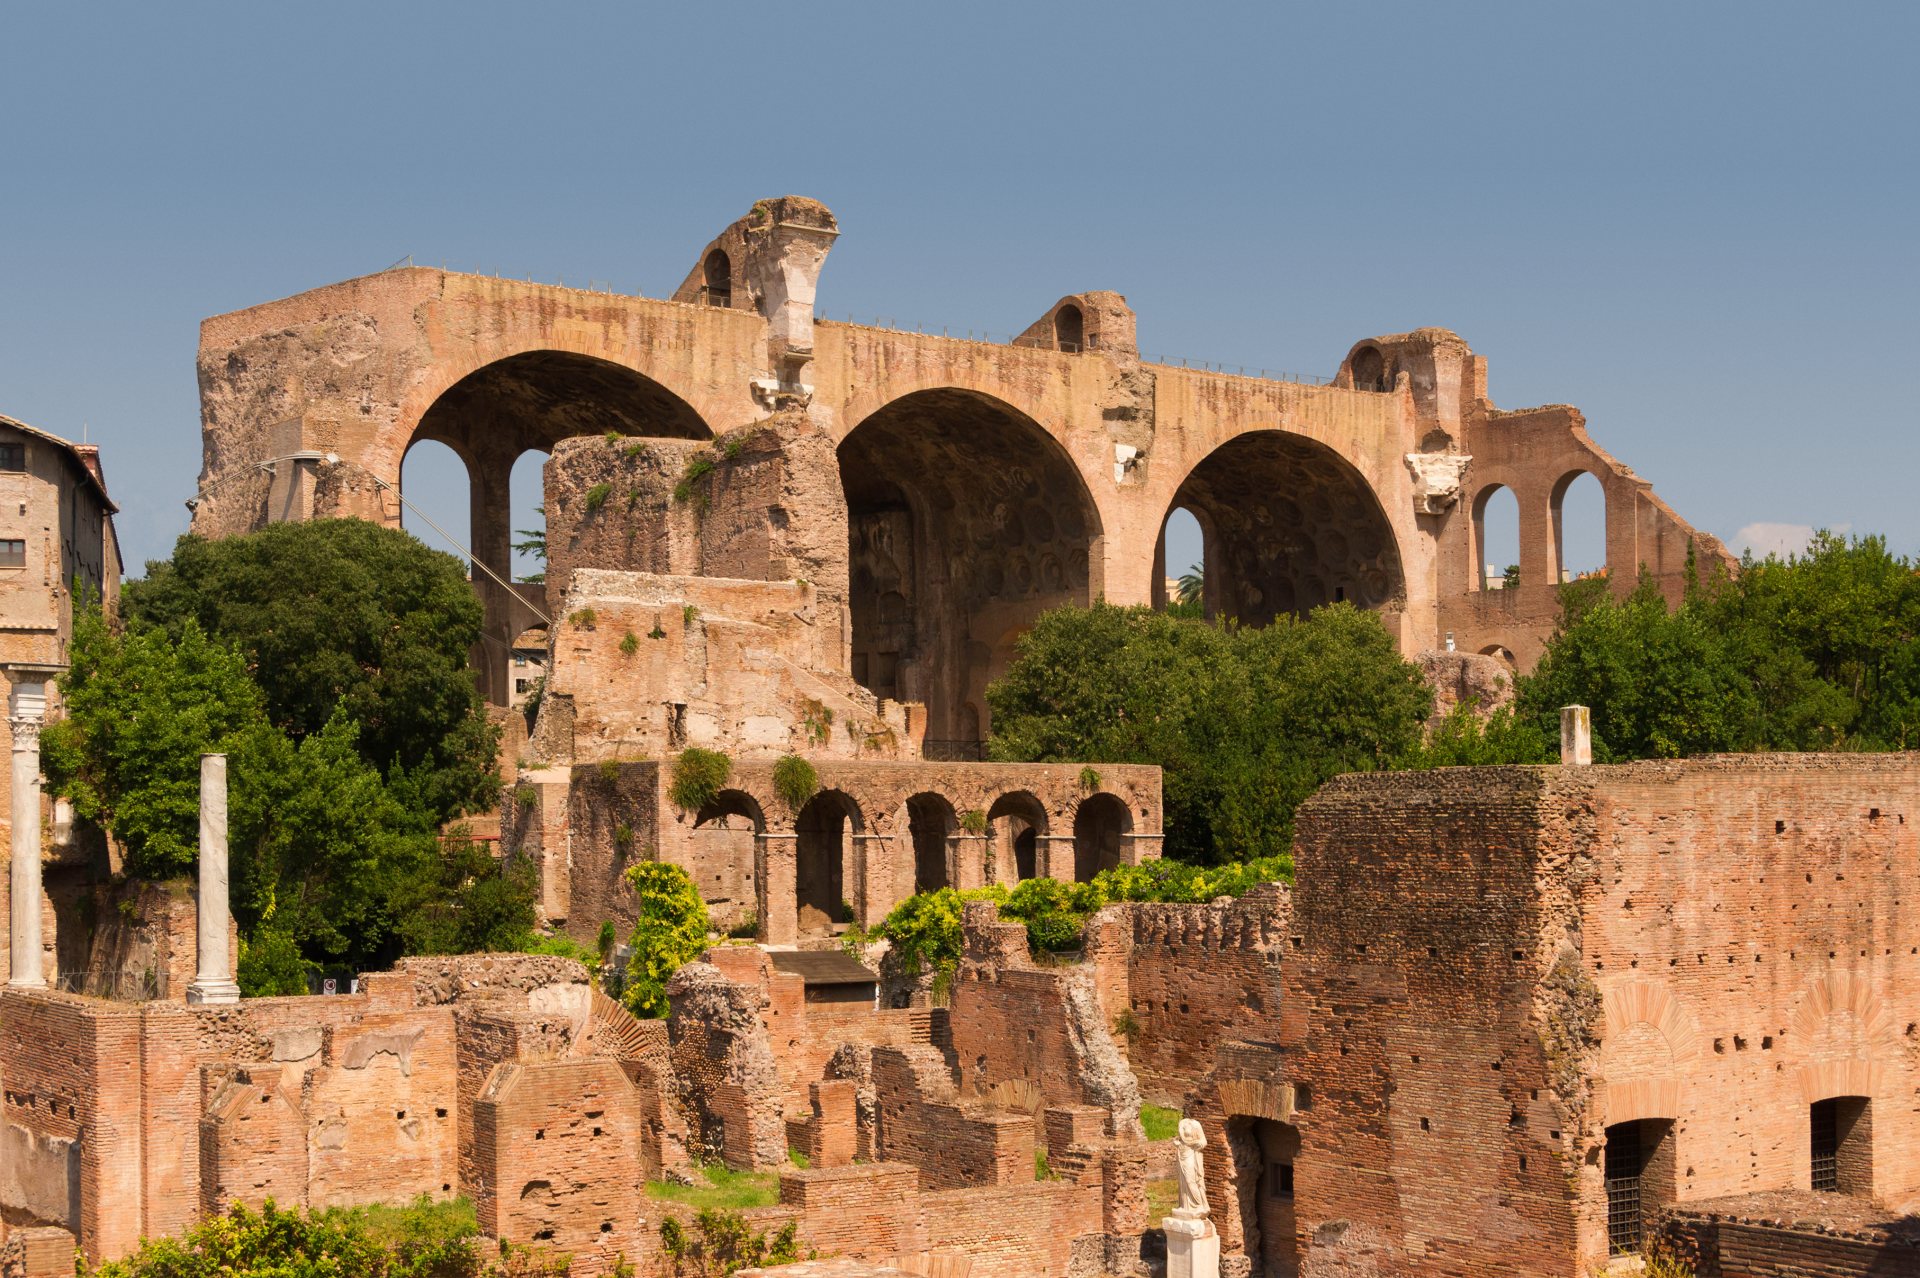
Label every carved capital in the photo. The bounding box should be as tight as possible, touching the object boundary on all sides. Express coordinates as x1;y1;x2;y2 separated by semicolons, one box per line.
1405;452;1471;515
8;717;41;751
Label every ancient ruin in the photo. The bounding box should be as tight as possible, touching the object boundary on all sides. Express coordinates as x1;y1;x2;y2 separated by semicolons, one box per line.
0;199;1908;1278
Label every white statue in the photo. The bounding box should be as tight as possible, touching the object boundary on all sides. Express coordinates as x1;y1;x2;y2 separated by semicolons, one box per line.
1173;1117;1210;1219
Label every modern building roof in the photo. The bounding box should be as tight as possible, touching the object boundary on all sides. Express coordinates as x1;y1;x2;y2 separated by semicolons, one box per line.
0;412;119;513
768;949;878;987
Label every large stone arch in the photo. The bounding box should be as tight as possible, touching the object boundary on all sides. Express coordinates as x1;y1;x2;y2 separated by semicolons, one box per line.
836;388;1104;744
1159;429;1407;627
398;350;715;704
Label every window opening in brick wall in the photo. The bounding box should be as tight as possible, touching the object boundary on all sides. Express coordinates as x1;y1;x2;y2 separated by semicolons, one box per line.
1811;1096;1871;1195
987;790;1047;882
0;539;24;569
1228;1117;1300;1278
0;443;23;471
1604;1119;1674;1256
907;791;957;893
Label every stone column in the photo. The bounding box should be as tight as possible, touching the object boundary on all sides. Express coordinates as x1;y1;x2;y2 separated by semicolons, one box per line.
187;753;240;1005
1560;704;1592;766
7;680;47;988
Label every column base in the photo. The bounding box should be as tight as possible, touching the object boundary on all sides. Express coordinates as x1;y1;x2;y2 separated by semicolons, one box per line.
1164;1215;1219;1278
6;976;47;991
186;979;242;1006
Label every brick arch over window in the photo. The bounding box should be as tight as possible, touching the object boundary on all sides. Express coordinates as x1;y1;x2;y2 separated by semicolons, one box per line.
1598;978;1703;1126
1164;430;1405;626
1549;468;1608;584
1791;972;1894;1104
838;389;1102;742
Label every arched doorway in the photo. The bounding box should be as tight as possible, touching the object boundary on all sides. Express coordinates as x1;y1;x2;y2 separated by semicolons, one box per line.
1227;1117;1300;1278
838;389;1101;743
795;790;862;936
691;790;765;930
1550;470;1607;585
906;792;957;893
1152;505;1209;617
1072;793;1130;881
1166;432;1403;627
407;350;711;704
1053;305;1084;352
987;791;1048;883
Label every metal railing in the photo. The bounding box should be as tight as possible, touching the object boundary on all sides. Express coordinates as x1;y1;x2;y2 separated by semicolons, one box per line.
921;739;987;762
53;969;159;1002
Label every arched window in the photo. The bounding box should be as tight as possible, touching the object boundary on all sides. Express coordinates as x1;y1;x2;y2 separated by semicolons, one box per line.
1473;486;1521;591
906;792;956;893
987;791;1048;883
1072;793;1131;881
795;790;862;936
509;449;550;584
691;790;765;930
702;250;732;307
1550;471;1607;584
1053;304;1084;352
1350;346;1387;391
1156;505;1207;617
399;439;473;569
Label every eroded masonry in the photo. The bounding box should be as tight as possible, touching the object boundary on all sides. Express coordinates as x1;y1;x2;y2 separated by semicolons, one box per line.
3;749;1914;1277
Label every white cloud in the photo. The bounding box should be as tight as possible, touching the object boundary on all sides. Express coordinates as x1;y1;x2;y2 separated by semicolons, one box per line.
1730;521;1850;560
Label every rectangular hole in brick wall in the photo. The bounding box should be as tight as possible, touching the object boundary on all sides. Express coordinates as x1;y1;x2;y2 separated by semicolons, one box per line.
1775;820;1785;833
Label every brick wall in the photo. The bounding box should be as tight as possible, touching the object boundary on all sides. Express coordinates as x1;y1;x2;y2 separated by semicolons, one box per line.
871;1045;1037;1191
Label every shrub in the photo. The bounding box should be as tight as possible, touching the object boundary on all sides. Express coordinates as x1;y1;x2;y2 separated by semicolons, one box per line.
959;808;987;835
585;482;613;513
620;631;640;656
668;747;731;812
621;860;711;1018
598;759;622;783
683;604;699;625
568;607;597;629
1078;765;1101;791
659;1209;800;1278
772;754;818;811
674;455;717;504
237;925;311;997
596;919;618;963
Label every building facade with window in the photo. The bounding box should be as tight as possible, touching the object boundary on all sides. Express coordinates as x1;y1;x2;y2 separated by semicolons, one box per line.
1183;753;1918;1278
0;413;121;985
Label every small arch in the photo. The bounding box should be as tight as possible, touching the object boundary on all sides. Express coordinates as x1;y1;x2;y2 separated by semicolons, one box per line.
907;792;957;893
509;448;550;583
1480;644;1518;670
398;438;473;564
1550;471;1607;584
702;249;732;307
1155;505;1208;617
796;790;863;936
1472;485;1520;591
1350;345;1387;391
987;791;1048;883
1225;1116;1300;1277
1053;304;1084;352
1072;793;1131;882
694;789;765;834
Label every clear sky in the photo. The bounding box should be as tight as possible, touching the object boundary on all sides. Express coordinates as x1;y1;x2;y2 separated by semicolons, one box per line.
2;1;1914;582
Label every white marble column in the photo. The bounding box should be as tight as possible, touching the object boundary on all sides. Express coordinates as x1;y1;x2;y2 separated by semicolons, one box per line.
186;753;240;1004
7;681;47;988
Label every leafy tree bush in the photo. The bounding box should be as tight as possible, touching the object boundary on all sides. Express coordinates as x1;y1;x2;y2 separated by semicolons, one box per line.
1514;534;1918;760
659;1210;801;1278
392;835;540;959
852;854;1292;982
42;610;270;878
622;860;711;1017
668;747;732;812
77;1196;569;1278
989;603;1429;861
125;520;501;825
236;923;312;997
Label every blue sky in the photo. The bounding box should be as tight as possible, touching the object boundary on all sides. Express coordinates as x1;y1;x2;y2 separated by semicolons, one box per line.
2;2;1914;581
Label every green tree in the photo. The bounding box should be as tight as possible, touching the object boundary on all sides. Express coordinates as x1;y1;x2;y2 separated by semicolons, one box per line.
126;520;501;824
622;860;711;1017
391;832;540;958
41;609;270;878
988;602;1431;861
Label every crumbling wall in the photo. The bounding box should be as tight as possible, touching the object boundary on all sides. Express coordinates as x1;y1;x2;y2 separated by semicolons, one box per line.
949;903;1144;1138
665;961;786;1169
199;1065;306;1213
871;1044;1038;1190
1096;887;1289;1105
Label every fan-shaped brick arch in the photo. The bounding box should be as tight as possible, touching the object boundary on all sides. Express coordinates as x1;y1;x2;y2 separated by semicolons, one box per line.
1216;1078;1298;1124
1598;978;1702;1124
1791;971;1894;1103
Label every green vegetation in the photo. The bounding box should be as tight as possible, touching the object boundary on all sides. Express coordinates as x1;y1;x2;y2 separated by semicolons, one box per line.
125;520;501;826
674;455;717;504
585;482;613;512
1139;1103;1181;1142
645;1164;780;1211
958;808;987;835
772;753;819;811
620;630;640;656
989;602;1429;863
1077;765;1101;791
621;860;711;1017
1034;1146;1054;1179
850;854;1291;980
668;747;732;812
569;607;597;629
78;1196;568;1278
658;1209;800;1278
683;604;700;625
